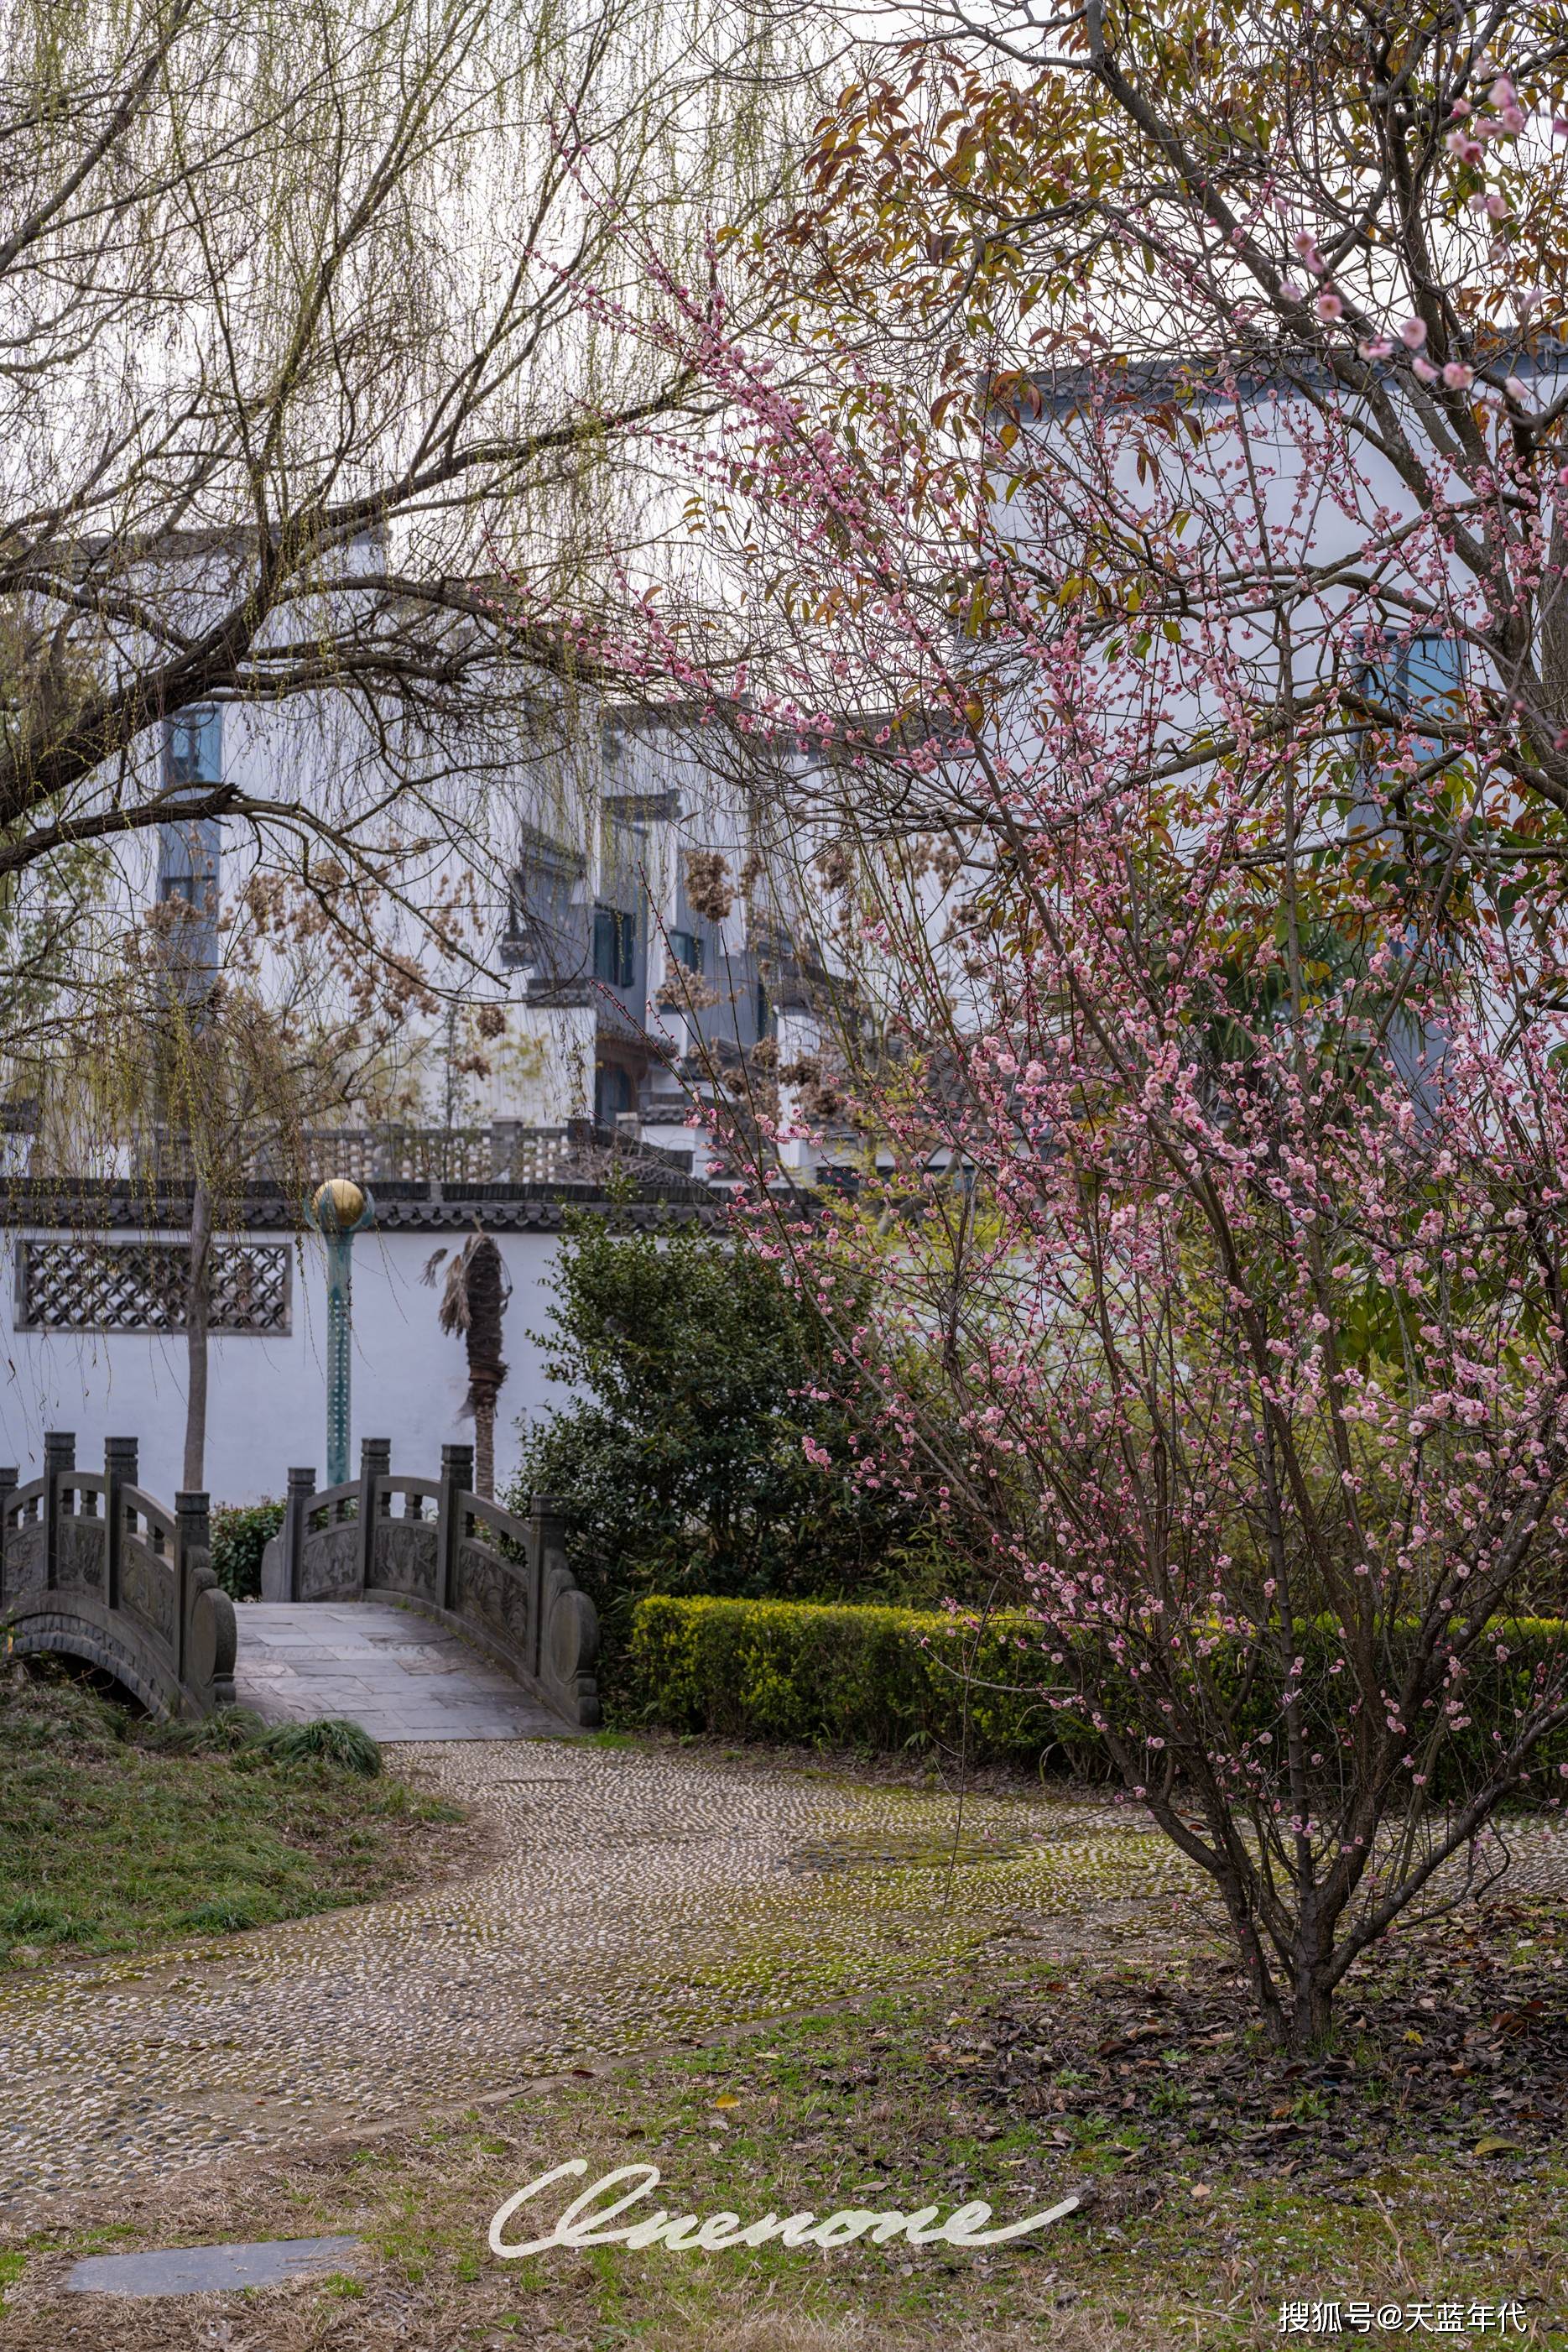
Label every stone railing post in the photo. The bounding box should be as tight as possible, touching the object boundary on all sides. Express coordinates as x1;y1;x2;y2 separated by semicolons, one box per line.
283;1466;316;1603
489;1118;522;1180
529;1490;598;1724
358;1437;390;1592
529;1492;568;1684
0;1465;14;1604
438;1442;473;1614
103;1437;138;1615
41;1430;73;1593
174;1491;209;1690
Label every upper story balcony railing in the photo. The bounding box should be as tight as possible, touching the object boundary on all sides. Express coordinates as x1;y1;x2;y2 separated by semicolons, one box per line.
120;1119;700;1191
0;1101;716;1195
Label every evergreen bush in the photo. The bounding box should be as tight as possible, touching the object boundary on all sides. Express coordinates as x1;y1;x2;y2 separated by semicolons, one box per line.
628;1595;1568;1795
210;1500;286;1602
509;1215;957;1702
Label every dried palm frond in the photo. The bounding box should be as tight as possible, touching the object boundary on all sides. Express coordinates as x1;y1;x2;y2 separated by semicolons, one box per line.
423;1223;511;1495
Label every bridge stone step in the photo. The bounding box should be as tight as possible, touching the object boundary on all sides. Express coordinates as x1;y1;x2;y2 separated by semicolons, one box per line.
232;1604;582;1743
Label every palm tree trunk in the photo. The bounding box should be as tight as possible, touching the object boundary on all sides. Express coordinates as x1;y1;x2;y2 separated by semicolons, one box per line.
430;1228;508;1500
474;1400;495;1499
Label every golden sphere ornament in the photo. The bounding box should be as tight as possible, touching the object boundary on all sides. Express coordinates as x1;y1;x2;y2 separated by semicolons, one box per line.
311;1176;367;1233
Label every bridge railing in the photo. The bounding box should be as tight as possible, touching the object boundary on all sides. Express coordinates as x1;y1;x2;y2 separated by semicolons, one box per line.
261;1440;600;1728
0;1435;236;1718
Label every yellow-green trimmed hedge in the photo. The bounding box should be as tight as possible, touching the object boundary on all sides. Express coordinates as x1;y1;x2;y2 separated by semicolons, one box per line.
626;1594;1093;1765
627;1594;1568;1787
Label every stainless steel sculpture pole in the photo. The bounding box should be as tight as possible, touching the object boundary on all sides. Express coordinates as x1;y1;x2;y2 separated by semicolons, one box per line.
308;1178;376;1489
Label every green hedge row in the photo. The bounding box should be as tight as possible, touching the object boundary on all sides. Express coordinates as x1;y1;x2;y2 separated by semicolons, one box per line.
626;1595;1568;1786
626;1595;1097;1766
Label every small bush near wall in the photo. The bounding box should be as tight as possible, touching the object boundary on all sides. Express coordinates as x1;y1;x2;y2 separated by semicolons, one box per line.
628;1595;1568;1793
210;1501;285;1603
511;1215;970;1708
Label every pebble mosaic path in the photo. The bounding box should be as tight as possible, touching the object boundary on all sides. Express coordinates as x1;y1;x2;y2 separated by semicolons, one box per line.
0;1743;1198;2209
5;1741;1568;2216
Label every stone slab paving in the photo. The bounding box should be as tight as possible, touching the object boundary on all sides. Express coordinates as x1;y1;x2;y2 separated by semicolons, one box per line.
66;2235;362;2296
5;1742;1567;2216
232;1603;574;1741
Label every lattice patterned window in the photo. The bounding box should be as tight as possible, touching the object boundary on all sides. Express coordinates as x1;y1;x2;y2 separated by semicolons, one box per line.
16;1239;291;1334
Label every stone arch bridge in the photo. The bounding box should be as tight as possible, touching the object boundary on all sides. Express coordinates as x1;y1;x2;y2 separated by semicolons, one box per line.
0;1435;599;1740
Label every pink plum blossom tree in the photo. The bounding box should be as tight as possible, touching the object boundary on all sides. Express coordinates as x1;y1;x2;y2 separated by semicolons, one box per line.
554;0;1568;2047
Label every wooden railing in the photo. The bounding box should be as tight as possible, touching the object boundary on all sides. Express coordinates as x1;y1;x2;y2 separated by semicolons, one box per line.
0;1435;236;1718
260;1439;600;1728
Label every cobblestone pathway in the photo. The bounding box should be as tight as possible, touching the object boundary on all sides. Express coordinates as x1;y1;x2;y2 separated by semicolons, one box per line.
5;1743;1567;2215
0;1743;1196;2209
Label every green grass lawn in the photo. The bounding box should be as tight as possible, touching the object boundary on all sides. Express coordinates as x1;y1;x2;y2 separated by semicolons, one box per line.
0;1660;466;1964
353;1927;1565;2350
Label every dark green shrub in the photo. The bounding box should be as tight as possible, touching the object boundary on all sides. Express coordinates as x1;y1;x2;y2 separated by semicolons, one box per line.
509;1215;961;1705
628;1595;1096;1768
210;1500;285;1601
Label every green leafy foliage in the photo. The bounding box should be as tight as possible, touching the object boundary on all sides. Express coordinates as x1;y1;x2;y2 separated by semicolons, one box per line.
210;1499;285;1601
630;1597;1568;1794
628;1594;1093;1765
510;1217;955;1699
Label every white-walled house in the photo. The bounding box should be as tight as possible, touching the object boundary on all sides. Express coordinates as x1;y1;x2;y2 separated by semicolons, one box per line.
3;657;849;1171
0;1170;718;1506
0;555;867;1499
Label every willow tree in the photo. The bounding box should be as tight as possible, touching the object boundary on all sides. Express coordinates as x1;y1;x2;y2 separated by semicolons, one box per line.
23;864;430;1489
0;0;804;931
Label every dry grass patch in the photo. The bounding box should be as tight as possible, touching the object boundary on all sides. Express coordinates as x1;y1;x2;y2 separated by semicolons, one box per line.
0;1661;481;1967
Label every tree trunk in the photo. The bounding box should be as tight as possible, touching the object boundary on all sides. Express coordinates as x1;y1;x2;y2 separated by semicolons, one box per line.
1543;509;1568;727
462;1233;506;1500
184;1178;212;1493
1289;1977;1334;2052
474;1399;495;1500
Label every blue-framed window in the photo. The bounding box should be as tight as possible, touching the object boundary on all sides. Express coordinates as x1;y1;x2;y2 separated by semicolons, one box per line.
595;1062;634;1123
592;905;638;989
164;705;222;792
667;928;704;974
505;830;589;987
158;706;222;920
157;817;221;918
1358;633;1464;757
